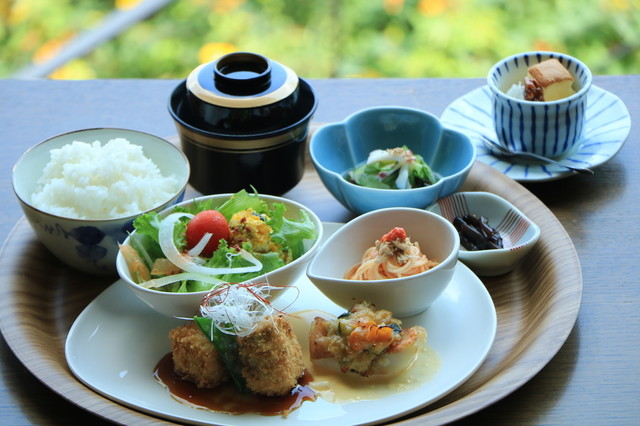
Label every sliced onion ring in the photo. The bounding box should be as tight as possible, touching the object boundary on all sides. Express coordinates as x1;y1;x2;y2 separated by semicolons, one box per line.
158;212;262;276
367;149;404;164
140;272;224;289
395;163;410;189
187;232;212;257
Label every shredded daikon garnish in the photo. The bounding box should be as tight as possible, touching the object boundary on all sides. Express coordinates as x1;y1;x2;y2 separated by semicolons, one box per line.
200;282;279;337
129;234;154;269
366;149;404;165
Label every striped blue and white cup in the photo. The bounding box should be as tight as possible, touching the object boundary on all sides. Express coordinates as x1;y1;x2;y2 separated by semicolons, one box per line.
487;51;592;158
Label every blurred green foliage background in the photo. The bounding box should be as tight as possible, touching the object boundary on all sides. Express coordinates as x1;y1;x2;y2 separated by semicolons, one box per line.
1;0;639;80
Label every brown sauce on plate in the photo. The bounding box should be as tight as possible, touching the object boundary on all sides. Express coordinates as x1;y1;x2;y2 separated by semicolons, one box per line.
153;353;317;416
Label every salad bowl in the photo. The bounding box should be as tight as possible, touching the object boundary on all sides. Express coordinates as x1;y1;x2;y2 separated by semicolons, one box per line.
116;191;323;318
309;106;476;214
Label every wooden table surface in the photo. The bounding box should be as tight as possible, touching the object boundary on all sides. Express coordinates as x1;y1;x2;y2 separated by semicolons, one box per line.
0;76;638;425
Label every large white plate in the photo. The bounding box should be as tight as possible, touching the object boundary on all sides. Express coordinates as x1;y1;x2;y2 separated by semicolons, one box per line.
65;223;497;425
440;85;631;182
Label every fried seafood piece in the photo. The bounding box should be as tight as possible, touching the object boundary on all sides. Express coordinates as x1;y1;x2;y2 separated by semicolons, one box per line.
168;322;230;388
309;301;426;377
237;314;306;396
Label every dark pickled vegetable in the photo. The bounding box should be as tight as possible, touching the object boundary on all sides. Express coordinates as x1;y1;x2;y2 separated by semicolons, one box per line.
453;214;503;251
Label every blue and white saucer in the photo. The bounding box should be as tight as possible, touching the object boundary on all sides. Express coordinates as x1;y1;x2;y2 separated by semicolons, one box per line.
441;85;631;182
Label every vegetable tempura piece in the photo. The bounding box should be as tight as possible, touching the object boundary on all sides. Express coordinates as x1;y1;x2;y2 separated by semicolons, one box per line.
309;301;426;377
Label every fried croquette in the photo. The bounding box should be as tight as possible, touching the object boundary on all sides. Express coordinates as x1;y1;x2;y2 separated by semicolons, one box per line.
168;322;230;388
237;314;305;396
168;314;304;396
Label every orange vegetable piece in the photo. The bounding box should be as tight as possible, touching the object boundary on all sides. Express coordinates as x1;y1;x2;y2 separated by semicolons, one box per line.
119;243;151;283
150;257;182;276
348;321;395;351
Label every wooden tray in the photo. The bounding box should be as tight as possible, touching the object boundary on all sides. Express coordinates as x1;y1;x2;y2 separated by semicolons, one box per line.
0;161;582;425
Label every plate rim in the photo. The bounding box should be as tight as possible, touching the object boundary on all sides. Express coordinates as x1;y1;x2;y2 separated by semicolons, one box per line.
440;84;631;182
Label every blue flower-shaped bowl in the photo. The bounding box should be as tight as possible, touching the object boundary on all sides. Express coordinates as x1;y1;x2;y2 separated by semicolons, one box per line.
309;106;476;214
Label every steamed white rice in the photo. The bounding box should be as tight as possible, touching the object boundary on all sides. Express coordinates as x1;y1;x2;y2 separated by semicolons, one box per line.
31;138;181;220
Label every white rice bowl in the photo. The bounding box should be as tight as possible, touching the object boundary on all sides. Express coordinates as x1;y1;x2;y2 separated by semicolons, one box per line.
12;128;189;275
31;138;181;220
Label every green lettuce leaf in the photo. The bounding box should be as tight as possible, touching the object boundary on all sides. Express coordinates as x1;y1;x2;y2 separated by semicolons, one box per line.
215;189;268;221
268;203;318;260
345;146;438;189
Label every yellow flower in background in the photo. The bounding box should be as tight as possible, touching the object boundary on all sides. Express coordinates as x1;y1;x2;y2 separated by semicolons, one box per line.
533;40;555;52
49;59;96;80
116;0;144;10
198;42;237;64
33;34;74;65
348;69;384;78
384;0;404;15
418;0;449;17
7;0;27;25
213;0;245;14
603;0;636;11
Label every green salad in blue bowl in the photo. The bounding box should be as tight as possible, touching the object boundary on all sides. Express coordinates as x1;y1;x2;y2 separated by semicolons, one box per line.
345;145;438;190
310;106;476;215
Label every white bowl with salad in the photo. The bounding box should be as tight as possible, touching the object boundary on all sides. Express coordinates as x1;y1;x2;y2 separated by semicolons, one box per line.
116;190;322;318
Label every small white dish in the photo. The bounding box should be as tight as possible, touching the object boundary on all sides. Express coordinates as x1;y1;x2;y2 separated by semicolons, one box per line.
65;223;496;426
307;208;459;317
440;85;630;182
427;192;541;276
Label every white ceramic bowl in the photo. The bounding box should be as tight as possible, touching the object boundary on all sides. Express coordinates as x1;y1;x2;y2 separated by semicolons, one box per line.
116;193;323;318
306;208;459;317
427;191;541;276
12;128;190;275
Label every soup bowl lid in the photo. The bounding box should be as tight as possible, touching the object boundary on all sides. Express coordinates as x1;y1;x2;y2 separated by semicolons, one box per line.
186;51;299;109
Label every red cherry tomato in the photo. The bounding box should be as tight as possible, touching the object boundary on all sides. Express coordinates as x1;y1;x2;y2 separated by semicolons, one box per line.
185;210;230;257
